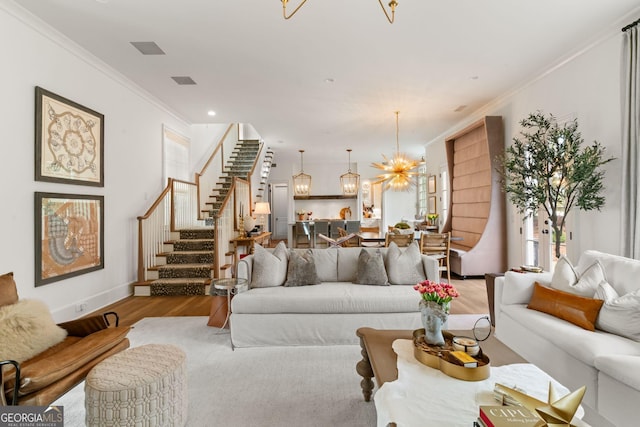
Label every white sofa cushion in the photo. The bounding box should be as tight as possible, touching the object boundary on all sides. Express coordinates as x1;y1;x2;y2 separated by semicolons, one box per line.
501;304;640;367
385;242;426;285
594;355;640;391
577;250;640;296
337;247;360;282
500;271;552;305
310;248;338;282
250;242;288;288
232;282;419;314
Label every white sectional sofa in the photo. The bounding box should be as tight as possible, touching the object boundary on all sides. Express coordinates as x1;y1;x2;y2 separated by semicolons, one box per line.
231;244;439;348
494;250;640;427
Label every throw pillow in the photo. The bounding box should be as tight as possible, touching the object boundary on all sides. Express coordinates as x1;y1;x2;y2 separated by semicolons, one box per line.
285;250;320;287
527;282;604;331
0;299;68;363
385;242;426;285
594;282;640;341
0;272;19;308
551;256;603;298
354;249;389;286
250;242;288;288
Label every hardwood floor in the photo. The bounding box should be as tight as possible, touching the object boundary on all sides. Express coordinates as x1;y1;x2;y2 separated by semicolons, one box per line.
87;277;489;327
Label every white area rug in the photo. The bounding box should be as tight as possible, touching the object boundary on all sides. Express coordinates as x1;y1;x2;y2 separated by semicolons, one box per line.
55;314;487;426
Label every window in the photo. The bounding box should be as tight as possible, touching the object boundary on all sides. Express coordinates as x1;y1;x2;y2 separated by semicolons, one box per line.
417;165;427;217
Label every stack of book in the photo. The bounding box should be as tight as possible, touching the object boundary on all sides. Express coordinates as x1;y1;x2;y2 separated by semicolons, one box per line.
475;406;542;427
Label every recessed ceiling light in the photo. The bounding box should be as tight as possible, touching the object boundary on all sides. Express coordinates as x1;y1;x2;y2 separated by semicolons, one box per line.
207;110;216;117
470;76;479;80
95;0;109;3
325;78;335;83
454;105;467;112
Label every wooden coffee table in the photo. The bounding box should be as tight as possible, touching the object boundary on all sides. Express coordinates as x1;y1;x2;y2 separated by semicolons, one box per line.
355;327;527;402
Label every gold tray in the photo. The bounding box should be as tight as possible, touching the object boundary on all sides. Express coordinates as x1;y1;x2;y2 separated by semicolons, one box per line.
412;329;490;381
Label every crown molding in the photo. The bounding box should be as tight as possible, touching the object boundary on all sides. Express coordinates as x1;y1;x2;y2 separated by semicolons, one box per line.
1;0;190;127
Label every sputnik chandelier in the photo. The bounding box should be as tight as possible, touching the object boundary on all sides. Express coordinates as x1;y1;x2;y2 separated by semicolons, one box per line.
371;111;419;191
281;0;398;24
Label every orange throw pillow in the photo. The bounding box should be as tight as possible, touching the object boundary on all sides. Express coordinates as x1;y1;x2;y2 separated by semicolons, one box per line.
527;282;604;331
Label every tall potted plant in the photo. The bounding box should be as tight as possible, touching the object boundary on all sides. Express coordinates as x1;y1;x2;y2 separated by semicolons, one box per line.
499;111;614;259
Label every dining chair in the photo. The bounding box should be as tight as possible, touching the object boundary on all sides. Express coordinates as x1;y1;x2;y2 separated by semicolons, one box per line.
295;222;311;248
384;232;413;248
313;220;329;248
419;232;451;283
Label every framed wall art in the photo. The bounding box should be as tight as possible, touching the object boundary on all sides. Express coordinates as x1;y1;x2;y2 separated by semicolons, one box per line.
428;196;437;214
428;175;436;194
35;192;104;286
35;86;104;186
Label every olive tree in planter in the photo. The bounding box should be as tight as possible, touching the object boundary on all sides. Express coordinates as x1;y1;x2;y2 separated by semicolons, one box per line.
499;111;614;259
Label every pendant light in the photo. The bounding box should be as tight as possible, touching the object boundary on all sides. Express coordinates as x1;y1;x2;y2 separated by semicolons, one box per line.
292;149;312;196
340;149;360;196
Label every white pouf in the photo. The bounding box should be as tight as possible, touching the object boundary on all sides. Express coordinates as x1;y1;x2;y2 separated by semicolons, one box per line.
85;344;188;427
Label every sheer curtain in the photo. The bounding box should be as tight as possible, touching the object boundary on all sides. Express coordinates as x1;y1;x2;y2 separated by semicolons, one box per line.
621;23;640;258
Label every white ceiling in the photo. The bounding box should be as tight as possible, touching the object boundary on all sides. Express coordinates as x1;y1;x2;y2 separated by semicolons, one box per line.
13;0;640;166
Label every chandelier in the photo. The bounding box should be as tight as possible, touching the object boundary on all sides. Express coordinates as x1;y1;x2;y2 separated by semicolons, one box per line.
371;111;419;191
292;149;312;196
281;0;398;24
340;149;360;196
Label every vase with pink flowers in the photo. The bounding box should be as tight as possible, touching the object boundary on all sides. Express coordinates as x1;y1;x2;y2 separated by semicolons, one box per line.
414;280;460;346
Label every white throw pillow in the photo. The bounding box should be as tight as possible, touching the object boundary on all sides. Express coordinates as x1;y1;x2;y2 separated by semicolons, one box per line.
250;242;288;288
385;242;426;285
551;256;603;297
595;282;640;341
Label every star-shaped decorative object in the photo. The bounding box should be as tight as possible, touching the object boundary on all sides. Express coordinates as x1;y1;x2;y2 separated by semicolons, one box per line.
494;382;587;427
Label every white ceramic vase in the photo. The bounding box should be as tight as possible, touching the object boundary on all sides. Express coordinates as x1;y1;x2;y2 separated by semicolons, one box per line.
243;215;257;233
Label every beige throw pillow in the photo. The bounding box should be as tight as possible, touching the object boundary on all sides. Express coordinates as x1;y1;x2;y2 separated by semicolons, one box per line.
250;242;288;288
385;242;426;285
0;299;68;363
0;272;19;308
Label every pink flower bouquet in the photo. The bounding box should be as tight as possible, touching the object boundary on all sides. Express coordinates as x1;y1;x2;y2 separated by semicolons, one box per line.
413;280;459;306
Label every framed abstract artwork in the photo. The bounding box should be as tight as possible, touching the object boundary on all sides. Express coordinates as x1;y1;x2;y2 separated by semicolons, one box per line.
35;86;104;186
428;175;436;194
35;192;104;286
428;196;437;214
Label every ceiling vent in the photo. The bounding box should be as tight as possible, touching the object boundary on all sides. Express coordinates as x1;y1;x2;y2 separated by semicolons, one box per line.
130;41;165;55
171;76;197;85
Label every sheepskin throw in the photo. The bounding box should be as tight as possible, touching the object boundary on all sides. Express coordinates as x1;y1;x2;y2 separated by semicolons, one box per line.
0;299;68;363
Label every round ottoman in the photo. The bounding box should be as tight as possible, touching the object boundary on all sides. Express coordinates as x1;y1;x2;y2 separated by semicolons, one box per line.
85;344;188;426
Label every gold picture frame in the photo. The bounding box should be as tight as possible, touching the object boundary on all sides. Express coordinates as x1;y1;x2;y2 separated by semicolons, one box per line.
35;87;104;186
35;192;104;286
428;175;436;194
428;196;437;214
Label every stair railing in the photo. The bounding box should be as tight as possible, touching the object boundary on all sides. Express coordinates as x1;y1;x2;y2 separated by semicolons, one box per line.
213;177;250;277
137;178;199;282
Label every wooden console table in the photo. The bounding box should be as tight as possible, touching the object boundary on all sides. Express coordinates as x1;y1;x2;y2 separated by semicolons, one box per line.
230;231;271;266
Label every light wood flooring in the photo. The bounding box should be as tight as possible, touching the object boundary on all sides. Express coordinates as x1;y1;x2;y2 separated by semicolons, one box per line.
87;277;489;327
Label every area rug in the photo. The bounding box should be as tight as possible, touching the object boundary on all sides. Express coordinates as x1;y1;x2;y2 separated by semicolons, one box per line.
54;314;487;426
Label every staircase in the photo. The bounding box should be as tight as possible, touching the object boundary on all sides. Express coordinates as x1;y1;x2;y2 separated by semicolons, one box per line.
134;140;264;296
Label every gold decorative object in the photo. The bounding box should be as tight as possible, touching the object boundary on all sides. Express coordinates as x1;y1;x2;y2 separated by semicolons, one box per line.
372;111;419;191
292;149;311;196
412;329;491;382
281;0;398;24
340;149;360;196
495;383;587;427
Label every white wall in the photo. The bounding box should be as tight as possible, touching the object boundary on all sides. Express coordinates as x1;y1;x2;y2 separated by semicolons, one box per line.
190;123;231;175
425;29;628;267
0;4;190;321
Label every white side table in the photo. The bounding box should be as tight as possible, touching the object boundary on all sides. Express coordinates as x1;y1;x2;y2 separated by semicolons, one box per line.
210;278;248;334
